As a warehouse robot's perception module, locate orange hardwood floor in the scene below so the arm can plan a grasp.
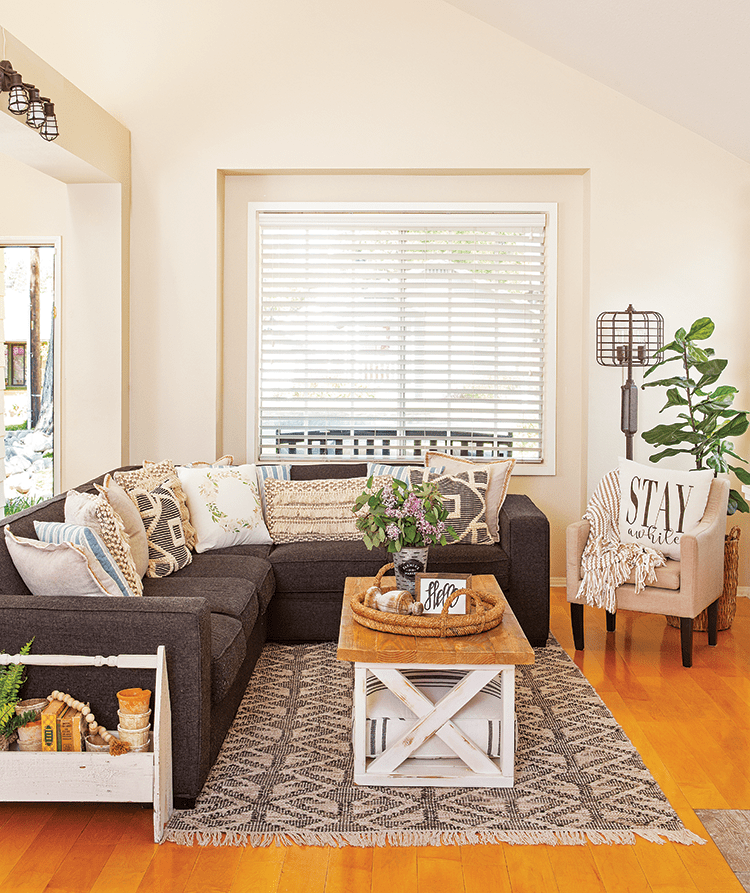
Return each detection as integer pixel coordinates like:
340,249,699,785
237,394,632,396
1,588,748,892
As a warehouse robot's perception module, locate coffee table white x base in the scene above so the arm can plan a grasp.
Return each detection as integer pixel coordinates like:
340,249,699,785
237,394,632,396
352,661,516,787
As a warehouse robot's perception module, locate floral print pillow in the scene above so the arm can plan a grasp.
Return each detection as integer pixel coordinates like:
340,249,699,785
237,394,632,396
176,464,272,553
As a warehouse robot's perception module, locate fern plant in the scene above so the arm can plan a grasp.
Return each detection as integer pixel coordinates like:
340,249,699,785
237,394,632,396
0,638,36,738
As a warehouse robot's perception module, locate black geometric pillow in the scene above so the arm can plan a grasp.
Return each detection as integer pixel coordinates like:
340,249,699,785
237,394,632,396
130,480,193,577
408,468,493,545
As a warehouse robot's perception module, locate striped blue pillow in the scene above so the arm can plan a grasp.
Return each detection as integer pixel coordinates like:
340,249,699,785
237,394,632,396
34,521,136,597
256,464,292,516
367,463,446,482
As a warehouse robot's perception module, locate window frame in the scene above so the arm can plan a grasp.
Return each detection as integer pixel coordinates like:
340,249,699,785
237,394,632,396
247,202,557,475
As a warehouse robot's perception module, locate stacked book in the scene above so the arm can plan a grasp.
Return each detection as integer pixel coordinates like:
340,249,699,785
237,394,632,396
40,699,88,752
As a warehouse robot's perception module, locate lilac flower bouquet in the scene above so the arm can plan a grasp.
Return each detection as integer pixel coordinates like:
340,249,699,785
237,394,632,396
352,475,457,552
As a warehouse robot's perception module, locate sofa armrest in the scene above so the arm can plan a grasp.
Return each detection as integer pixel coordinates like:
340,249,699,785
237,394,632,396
566,520,590,602
678,476,730,616
0,594,212,802
498,494,550,647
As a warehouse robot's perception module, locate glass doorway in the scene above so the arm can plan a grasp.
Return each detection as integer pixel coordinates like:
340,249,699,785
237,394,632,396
0,245,56,513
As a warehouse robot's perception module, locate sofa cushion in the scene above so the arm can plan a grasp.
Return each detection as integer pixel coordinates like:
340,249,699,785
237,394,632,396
269,539,390,594
209,613,246,702
427,541,511,591
290,463,367,480
143,552,274,617
578,558,681,591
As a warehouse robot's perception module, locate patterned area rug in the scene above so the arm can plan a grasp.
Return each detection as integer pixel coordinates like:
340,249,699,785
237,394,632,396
164,636,704,847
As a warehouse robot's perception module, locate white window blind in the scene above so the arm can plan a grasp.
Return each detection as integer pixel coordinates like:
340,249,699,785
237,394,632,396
255,209,553,464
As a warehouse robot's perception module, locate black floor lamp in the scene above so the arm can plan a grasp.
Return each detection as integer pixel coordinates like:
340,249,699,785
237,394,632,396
596,305,664,460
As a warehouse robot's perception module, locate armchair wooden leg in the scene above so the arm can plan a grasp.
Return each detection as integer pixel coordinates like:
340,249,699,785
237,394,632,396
606,610,616,632
571,603,584,651
707,599,719,646
680,617,693,667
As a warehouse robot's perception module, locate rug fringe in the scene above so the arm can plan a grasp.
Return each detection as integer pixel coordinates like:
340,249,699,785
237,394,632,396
162,827,706,848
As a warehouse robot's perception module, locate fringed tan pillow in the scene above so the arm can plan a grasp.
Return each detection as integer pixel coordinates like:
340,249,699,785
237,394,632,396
115,459,197,550
264,476,388,544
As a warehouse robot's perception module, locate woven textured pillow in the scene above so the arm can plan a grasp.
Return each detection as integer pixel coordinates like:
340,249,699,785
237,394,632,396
129,479,193,577
95,475,149,578
425,452,515,542
34,522,137,597
64,489,143,596
409,468,493,545
264,476,388,544
114,460,197,550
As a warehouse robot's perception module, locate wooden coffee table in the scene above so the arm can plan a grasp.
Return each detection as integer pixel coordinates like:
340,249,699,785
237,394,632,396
337,574,534,787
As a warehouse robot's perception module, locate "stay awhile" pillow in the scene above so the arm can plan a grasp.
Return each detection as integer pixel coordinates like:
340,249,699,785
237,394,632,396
618,457,713,560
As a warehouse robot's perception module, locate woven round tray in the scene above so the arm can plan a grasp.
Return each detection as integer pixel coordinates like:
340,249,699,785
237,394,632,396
350,564,505,637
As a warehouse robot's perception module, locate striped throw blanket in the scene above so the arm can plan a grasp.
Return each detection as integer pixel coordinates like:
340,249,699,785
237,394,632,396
576,469,666,613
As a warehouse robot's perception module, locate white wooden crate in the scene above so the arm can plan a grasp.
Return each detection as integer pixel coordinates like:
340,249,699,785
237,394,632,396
0,646,173,842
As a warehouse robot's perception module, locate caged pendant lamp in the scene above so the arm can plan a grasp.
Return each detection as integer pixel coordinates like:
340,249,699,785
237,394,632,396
596,305,664,460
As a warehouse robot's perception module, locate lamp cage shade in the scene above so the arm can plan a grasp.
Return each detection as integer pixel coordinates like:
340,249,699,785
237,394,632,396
26,88,45,128
40,102,59,141
7,73,28,114
596,306,664,367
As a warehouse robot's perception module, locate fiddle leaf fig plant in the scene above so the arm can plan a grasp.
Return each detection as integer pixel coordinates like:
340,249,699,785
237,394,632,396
641,317,750,515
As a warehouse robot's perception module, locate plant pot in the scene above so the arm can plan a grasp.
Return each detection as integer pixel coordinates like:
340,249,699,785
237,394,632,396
393,546,428,594
116,688,151,714
666,527,740,631
15,698,47,719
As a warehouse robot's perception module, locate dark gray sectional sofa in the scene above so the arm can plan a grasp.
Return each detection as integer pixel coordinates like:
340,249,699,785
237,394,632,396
0,462,549,807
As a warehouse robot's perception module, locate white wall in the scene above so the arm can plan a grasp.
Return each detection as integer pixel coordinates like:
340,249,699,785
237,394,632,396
4,0,750,578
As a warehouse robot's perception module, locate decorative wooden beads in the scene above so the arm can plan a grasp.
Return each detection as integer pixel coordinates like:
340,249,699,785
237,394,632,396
49,690,108,742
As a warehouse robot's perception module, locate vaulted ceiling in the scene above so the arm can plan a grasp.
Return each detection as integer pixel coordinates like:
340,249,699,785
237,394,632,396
445,0,750,163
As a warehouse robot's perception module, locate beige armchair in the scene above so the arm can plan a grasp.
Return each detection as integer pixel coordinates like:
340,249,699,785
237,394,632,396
566,476,729,667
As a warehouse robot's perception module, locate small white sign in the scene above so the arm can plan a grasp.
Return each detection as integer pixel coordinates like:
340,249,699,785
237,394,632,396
415,573,472,615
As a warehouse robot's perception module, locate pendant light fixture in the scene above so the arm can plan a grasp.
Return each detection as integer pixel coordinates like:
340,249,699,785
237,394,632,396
0,46,61,141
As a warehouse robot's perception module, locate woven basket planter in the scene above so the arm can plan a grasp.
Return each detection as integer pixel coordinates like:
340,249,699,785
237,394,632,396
350,563,505,637
666,527,740,632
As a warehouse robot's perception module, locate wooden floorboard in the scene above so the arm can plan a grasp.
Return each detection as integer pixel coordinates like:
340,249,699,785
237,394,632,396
1,588,747,892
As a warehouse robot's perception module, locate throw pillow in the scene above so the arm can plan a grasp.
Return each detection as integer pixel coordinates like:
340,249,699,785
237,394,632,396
5,527,111,597
95,475,150,578
255,463,291,517
264,476,388,543
114,460,197,550
618,458,714,560
129,479,193,577
34,522,137,597
179,455,234,468
64,489,144,596
409,468,494,545
425,452,515,542
176,464,272,553
366,463,446,483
